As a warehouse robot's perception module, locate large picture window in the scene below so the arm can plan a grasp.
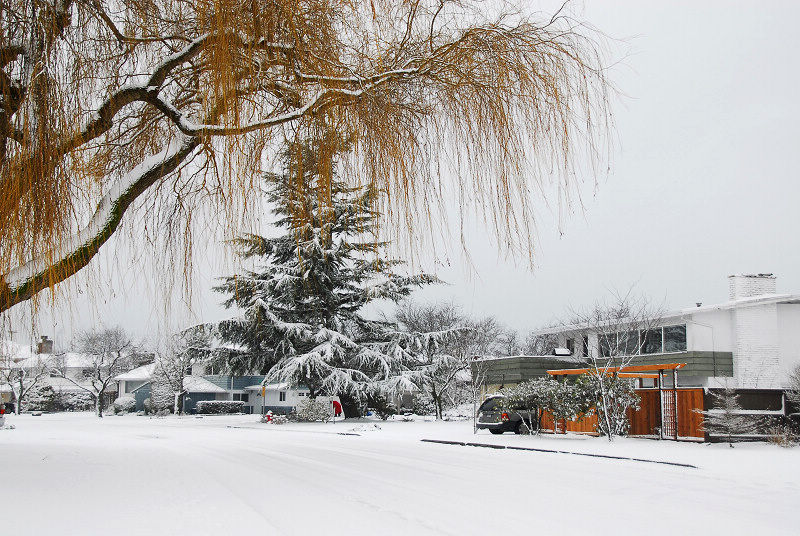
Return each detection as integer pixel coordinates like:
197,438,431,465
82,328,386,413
596,324,686,356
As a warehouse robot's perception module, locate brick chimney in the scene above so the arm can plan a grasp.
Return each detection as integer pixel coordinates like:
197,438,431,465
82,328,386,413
728,273,776,301
37,335,54,354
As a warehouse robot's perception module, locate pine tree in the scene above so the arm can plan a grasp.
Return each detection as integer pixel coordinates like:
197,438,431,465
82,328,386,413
214,138,436,398
700,387,761,446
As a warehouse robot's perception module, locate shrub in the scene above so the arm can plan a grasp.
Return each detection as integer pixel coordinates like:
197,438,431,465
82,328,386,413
412,394,436,416
195,400,245,414
295,398,332,422
143,397,156,415
367,392,397,420
113,396,137,414
261,414,288,425
25,385,59,412
767,424,797,448
60,391,95,412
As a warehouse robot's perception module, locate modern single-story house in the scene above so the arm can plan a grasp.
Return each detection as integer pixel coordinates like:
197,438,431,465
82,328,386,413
475,274,800,438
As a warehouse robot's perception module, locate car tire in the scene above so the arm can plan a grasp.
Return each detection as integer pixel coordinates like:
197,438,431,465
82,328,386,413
516,422,530,435
489,428,505,435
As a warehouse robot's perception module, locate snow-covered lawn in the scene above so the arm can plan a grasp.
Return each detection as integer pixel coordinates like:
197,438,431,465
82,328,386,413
1,413,797,535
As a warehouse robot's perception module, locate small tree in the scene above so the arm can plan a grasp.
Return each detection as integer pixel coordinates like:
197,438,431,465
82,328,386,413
699,387,761,447
584,374,639,437
392,302,467,420
152,330,212,414
51,327,136,417
0,352,48,415
565,290,662,440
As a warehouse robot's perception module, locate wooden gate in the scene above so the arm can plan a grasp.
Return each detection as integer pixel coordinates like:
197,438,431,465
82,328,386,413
628,388,704,439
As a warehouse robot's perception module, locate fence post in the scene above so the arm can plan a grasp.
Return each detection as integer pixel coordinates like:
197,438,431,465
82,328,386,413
672,368,679,440
658,369,665,440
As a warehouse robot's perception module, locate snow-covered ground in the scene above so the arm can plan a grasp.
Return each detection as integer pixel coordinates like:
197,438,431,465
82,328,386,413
1,413,797,535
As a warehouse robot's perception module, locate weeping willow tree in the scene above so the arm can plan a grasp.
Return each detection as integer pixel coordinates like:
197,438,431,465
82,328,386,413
0,0,612,316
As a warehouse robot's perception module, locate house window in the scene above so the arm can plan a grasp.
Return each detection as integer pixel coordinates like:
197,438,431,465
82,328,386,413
233,393,249,402
565,338,575,355
279,391,286,402
641,328,663,354
581,336,589,357
598,333,613,357
663,325,687,352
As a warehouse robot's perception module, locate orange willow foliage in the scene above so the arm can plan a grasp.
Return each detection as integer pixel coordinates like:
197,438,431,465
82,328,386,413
0,0,611,315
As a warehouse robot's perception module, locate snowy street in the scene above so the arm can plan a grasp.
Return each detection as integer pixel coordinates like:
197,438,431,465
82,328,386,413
1,413,797,535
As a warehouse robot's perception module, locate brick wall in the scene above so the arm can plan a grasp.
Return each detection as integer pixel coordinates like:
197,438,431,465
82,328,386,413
728,273,776,300
732,303,780,388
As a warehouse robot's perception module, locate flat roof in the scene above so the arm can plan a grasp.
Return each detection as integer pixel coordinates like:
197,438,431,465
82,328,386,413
547,363,686,376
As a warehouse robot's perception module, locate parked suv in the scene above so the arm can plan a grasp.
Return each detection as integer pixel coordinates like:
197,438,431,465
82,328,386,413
476,395,533,434
0,405,6,428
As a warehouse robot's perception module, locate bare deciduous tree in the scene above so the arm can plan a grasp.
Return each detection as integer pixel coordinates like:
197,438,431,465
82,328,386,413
523,330,560,355
152,329,213,414
564,290,663,440
0,350,48,414
0,0,611,315
394,301,505,419
51,327,136,417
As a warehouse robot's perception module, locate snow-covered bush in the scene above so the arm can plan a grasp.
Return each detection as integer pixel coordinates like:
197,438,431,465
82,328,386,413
25,385,59,412
261,414,289,425
26,386,95,412
295,398,332,422
195,400,245,414
366,392,397,420
412,393,436,416
767,424,797,448
60,391,95,412
113,396,136,414
143,397,156,415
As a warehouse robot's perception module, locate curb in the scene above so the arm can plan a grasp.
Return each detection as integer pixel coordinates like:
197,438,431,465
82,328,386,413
420,439,697,468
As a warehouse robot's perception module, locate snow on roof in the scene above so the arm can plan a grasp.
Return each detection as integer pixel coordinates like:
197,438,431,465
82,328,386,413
46,376,104,393
183,376,227,394
115,363,155,381
476,354,587,363
0,340,36,362
248,382,309,391
531,293,800,336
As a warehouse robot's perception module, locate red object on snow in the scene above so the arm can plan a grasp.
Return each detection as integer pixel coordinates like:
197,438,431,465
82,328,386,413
331,400,342,417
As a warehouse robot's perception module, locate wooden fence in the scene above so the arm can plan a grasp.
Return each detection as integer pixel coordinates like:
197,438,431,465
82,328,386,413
539,388,705,439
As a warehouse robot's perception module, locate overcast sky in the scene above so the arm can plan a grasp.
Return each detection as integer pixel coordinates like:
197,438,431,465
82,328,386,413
10,1,800,348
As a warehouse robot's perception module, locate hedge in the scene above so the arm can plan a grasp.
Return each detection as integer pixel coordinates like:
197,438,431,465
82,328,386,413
195,400,245,414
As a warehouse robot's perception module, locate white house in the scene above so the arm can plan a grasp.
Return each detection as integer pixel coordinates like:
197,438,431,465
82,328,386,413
481,274,799,401
244,382,311,415
529,273,800,390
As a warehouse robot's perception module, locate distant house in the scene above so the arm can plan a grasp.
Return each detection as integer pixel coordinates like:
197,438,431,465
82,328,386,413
115,366,309,414
4,340,127,409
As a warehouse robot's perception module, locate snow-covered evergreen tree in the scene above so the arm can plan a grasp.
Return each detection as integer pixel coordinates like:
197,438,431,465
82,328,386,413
700,387,761,446
214,138,435,399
